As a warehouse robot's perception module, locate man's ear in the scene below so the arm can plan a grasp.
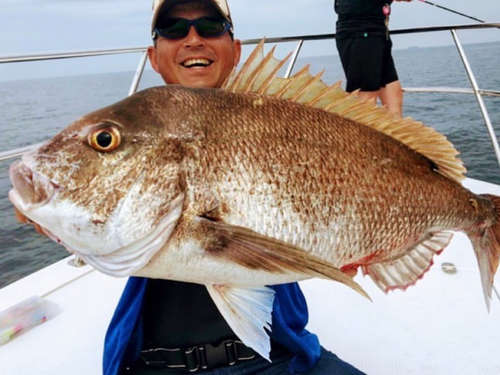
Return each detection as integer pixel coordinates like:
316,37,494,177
232,39,242,67
147,46,161,73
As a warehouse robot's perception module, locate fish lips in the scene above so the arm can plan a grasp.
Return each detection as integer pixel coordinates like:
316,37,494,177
9,160,60,239
9,160,75,247
9,160,59,212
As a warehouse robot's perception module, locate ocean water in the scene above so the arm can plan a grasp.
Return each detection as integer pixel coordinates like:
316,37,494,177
0,41,499,288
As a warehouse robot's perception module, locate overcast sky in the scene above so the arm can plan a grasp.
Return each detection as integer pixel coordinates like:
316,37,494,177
0,0,499,80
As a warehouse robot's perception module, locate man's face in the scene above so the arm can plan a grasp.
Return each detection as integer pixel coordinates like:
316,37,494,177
148,2,241,88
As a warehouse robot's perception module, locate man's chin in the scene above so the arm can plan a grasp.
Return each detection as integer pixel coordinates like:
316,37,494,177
181,76,221,89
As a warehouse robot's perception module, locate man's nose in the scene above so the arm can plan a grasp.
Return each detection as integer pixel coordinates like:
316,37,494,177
183,25,205,47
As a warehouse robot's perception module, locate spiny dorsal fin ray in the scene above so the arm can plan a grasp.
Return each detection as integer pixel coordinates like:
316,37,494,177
223,39,466,184
224,40,292,94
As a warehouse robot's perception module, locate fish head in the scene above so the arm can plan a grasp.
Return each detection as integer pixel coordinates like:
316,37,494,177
8,87,190,276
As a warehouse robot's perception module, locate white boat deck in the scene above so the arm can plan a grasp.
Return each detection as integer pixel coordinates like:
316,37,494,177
1,178,500,374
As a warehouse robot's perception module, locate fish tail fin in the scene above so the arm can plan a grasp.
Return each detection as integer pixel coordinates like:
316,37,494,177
469,194,500,311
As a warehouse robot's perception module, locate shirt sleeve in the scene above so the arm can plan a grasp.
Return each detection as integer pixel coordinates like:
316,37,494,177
103,277,148,375
269,283,321,373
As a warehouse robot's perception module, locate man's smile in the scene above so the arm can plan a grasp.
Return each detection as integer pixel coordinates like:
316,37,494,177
181,58,213,68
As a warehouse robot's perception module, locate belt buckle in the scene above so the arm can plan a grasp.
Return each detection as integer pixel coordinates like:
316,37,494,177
199,339,235,369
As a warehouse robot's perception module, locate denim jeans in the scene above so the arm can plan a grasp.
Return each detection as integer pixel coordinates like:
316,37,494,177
125,347,367,375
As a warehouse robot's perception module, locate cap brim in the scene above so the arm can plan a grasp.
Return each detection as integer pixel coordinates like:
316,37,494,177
151,0,232,31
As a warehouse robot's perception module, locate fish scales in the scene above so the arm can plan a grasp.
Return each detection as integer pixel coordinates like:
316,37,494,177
140,87,486,272
8,42,500,360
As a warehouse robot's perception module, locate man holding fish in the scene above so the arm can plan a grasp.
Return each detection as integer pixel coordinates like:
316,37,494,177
103,1,366,374
10,0,499,372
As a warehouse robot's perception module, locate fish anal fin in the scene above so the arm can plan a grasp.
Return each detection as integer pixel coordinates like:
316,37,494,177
198,218,369,300
363,232,454,293
206,284,274,361
223,38,466,184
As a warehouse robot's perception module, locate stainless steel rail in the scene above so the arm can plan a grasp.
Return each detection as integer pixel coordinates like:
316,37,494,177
0,47,146,64
0,144,43,162
404,87,500,98
1,22,499,164
284,40,304,79
450,29,500,168
128,51,149,96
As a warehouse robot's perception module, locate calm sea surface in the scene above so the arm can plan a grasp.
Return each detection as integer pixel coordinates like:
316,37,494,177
0,41,499,288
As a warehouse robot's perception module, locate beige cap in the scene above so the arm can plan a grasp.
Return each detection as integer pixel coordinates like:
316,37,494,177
151,0,233,31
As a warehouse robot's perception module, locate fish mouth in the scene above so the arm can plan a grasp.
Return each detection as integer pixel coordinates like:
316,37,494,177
9,160,59,211
9,161,60,239
9,160,70,246
181,58,213,68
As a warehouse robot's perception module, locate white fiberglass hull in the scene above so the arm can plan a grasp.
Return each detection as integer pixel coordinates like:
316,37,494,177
1,178,499,375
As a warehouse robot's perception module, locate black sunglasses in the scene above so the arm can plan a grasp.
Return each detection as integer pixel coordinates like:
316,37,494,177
153,17,232,40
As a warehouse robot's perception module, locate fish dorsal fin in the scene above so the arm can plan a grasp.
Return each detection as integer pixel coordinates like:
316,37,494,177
223,39,466,184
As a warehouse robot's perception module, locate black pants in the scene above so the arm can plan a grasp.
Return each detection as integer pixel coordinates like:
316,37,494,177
336,35,399,92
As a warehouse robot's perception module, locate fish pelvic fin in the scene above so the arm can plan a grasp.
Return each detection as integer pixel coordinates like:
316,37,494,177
363,232,453,293
198,218,369,300
206,284,274,361
468,194,500,311
223,39,466,185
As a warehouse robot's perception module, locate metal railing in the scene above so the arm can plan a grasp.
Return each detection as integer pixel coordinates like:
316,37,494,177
0,22,499,164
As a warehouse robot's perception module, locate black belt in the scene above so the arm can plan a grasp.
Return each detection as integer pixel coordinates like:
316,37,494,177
140,339,257,373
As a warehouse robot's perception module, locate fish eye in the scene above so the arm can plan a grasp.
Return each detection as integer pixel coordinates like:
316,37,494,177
88,126,121,152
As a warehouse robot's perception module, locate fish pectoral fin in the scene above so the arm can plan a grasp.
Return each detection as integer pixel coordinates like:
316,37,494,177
199,218,369,300
363,231,453,292
206,284,274,361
